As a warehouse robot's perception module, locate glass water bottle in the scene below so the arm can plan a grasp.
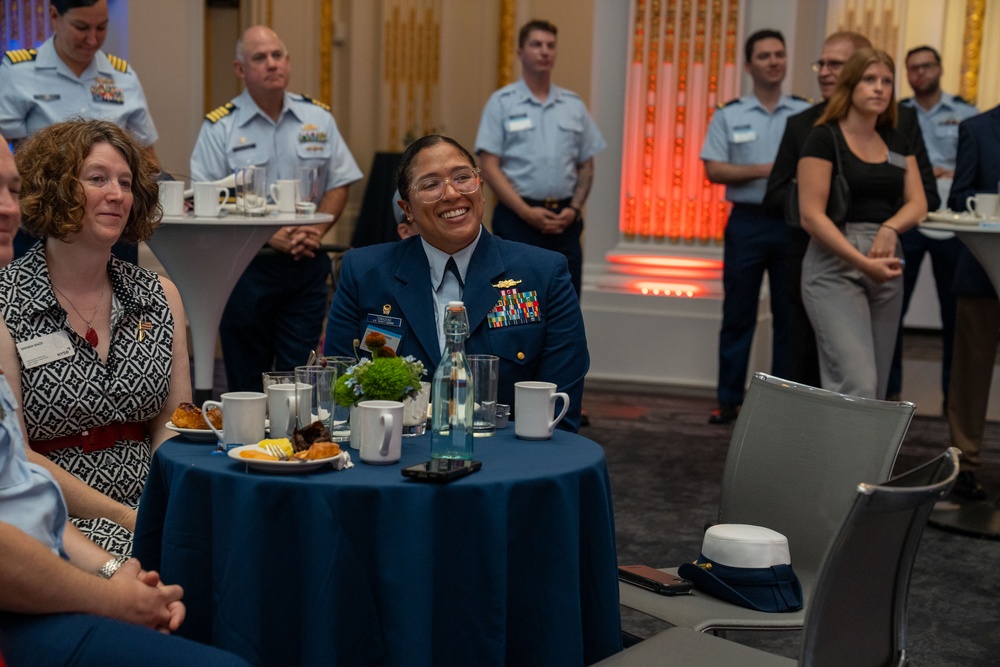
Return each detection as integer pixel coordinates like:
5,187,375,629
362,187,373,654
430,301,475,460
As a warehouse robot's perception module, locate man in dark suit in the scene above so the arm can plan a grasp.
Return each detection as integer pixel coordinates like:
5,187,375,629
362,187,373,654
764,31,939,388
324,136,589,432
943,104,1000,500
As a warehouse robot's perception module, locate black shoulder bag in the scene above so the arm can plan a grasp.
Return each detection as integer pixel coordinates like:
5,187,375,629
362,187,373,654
785,124,852,228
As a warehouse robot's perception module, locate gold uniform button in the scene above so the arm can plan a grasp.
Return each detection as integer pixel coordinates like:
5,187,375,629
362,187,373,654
517,352,525,360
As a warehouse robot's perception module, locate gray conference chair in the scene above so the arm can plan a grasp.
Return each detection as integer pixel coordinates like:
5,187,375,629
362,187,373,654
619,373,915,633
601,447,959,666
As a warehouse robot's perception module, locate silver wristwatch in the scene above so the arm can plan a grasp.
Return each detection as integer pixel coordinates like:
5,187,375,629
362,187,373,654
97,555,129,579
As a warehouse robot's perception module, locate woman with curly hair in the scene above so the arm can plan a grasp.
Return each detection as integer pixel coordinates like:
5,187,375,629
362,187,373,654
0,119,190,555
797,48,927,399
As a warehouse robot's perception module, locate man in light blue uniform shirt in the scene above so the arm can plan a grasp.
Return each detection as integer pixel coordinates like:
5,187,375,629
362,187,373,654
191,25,362,393
475,19,605,298
700,29,810,424
0,0,157,265
889,45,979,405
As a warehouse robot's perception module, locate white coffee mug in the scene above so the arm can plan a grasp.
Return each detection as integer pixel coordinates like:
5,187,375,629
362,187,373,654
193,182,227,217
158,180,184,216
514,381,569,440
269,179,297,214
267,382,312,438
966,193,999,219
357,400,403,465
202,392,266,449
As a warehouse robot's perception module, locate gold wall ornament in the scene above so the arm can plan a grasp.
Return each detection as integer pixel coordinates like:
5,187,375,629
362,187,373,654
498,0,516,88
321,0,333,105
960,0,985,104
832,0,899,52
382,0,441,150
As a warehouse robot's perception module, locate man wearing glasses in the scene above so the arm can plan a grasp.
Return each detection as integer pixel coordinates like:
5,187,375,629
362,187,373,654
323,135,589,432
886,46,978,405
474,19,606,299
190,26,361,392
764,32,938,391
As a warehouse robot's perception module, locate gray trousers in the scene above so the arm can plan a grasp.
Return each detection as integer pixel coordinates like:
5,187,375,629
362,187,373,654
802,223,903,399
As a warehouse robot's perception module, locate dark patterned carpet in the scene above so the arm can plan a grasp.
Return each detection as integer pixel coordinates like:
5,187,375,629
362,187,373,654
583,381,1000,666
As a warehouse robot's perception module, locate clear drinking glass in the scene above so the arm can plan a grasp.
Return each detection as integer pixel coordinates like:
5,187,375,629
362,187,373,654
319,356,355,442
294,365,338,435
468,354,498,437
296,166,319,216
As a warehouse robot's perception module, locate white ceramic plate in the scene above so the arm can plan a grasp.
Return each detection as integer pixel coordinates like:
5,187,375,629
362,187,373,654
165,421,218,442
227,444,347,474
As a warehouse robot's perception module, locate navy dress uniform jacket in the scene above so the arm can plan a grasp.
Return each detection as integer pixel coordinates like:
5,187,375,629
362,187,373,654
323,229,589,432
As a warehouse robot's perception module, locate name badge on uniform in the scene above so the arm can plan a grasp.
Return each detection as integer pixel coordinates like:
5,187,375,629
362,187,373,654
16,331,75,369
366,313,403,329
886,151,908,169
731,127,757,144
360,324,402,355
33,94,60,101
506,114,533,133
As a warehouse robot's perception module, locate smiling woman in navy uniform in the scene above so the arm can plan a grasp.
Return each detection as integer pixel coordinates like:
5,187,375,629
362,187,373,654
0,0,158,265
323,135,589,432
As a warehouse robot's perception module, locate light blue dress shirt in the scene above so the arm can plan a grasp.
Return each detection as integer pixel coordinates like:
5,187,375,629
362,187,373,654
474,79,606,200
900,94,979,172
0,375,67,558
190,88,362,194
421,228,481,354
0,37,158,145
701,93,811,204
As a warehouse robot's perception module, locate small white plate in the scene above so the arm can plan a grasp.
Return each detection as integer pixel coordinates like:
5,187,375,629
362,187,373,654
926,211,986,224
227,444,348,474
165,421,218,442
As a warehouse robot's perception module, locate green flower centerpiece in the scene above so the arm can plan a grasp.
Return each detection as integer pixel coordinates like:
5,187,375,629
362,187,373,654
334,333,426,407
335,334,427,447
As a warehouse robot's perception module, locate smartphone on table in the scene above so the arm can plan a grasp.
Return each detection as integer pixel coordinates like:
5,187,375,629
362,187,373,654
618,565,694,595
401,459,482,483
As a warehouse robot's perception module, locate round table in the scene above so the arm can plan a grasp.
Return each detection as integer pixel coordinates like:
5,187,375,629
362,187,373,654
134,429,622,666
147,212,333,403
923,215,1000,540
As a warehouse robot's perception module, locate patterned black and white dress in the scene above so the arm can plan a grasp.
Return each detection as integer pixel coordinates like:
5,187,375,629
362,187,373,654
0,243,174,556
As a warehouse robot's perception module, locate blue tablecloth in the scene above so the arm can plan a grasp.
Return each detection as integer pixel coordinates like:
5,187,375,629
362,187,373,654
134,429,622,666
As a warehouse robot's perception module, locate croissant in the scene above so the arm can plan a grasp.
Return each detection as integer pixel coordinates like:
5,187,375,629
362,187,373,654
171,402,222,430
294,441,341,460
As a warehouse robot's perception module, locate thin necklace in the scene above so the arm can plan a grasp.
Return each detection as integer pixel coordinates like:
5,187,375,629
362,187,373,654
53,280,107,348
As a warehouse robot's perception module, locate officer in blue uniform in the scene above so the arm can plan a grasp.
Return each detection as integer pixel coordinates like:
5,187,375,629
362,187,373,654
190,26,362,393
324,135,589,433
701,29,810,424
889,45,979,404
0,0,157,265
475,19,605,299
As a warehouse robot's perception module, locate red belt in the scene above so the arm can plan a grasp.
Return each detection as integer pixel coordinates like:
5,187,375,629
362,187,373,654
31,422,148,455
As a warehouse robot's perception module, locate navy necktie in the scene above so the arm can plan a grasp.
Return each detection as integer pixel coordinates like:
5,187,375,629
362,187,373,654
445,256,464,290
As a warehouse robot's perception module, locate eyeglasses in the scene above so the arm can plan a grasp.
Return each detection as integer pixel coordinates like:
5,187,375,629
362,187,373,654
811,59,845,73
410,168,481,204
906,62,938,74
